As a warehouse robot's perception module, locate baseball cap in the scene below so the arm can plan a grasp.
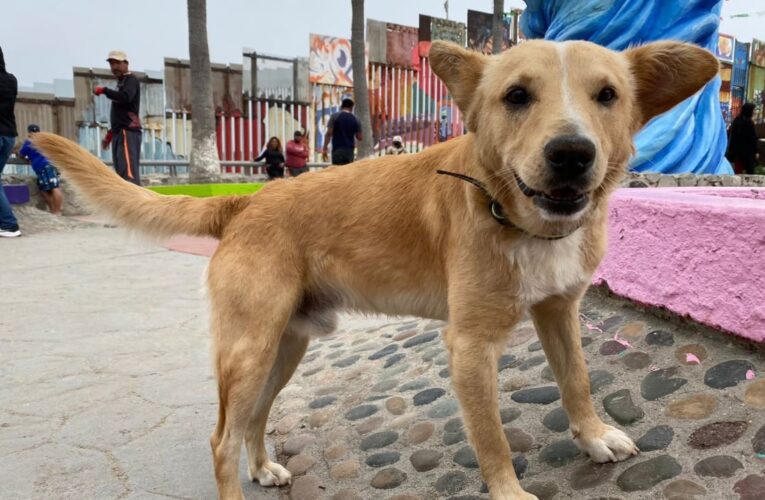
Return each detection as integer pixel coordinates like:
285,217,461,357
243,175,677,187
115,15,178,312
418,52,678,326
106,50,129,62
28,124,40,133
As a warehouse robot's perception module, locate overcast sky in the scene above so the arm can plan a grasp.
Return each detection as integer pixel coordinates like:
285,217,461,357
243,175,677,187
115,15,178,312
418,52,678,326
2,0,763,87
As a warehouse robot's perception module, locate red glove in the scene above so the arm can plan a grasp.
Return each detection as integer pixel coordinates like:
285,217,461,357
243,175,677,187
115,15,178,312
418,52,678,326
93,86,106,96
102,130,113,149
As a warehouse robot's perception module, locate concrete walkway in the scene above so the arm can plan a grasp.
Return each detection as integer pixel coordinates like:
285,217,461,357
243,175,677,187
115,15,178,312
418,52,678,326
2,214,765,500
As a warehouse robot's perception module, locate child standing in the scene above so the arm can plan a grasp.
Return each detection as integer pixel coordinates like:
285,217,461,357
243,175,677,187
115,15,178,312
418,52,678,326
19,124,63,215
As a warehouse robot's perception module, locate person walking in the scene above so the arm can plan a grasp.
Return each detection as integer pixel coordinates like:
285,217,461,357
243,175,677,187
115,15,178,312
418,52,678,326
255,137,286,180
285,130,310,177
727,102,759,175
94,50,142,185
0,46,20,237
322,98,362,165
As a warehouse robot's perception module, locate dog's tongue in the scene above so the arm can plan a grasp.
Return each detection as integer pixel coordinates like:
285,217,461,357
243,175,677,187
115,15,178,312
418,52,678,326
548,187,580,200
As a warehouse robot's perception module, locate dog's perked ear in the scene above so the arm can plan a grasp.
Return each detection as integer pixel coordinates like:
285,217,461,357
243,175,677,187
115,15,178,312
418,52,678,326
626,41,719,128
429,41,489,131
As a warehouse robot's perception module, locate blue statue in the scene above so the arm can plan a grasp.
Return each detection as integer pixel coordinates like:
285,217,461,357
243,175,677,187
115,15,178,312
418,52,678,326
522,0,732,174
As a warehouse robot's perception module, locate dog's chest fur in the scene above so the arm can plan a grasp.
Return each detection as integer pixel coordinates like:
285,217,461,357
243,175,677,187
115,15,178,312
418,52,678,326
506,230,589,305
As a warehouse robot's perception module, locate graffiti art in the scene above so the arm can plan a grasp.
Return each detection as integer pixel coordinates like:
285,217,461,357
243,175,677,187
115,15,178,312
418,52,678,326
309,34,354,87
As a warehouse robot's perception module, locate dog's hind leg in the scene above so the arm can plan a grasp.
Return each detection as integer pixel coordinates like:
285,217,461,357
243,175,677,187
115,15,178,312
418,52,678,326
530,294,639,463
207,250,301,500
244,328,309,486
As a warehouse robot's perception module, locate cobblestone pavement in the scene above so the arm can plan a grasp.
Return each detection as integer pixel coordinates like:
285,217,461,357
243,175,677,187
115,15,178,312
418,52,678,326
2,212,765,500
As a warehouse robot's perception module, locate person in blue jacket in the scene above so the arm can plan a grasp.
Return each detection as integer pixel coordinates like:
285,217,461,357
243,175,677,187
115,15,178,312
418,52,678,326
20,124,63,215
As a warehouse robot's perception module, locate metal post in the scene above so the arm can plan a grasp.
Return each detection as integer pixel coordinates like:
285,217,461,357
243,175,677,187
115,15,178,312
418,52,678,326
182,111,188,157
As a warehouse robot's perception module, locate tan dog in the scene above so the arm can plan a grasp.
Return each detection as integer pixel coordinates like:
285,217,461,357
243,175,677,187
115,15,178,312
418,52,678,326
33,39,717,500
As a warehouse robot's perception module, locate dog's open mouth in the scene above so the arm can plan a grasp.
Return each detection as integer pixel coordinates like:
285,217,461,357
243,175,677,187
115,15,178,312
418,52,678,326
514,174,589,216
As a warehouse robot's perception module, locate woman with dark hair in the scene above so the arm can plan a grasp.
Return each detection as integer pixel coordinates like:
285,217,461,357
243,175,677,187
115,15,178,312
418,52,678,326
727,103,759,175
256,136,286,180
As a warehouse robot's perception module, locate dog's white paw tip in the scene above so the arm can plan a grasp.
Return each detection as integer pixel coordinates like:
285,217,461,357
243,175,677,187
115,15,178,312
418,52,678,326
252,461,292,487
576,426,638,463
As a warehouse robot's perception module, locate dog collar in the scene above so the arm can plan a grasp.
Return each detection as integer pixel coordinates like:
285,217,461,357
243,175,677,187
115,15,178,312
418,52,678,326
436,169,579,241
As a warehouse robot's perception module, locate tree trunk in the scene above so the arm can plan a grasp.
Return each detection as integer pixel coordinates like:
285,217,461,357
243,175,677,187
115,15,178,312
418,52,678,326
351,0,374,159
187,0,219,183
492,0,505,54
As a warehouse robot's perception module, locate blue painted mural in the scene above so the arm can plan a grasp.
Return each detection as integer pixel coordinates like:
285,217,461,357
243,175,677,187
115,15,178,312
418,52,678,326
521,0,732,174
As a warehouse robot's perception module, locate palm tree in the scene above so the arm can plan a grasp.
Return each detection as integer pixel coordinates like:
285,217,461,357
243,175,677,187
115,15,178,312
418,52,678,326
492,0,505,55
187,0,220,182
351,0,374,158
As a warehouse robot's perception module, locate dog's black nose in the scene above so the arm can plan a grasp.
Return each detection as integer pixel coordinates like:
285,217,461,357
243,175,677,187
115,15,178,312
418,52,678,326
544,135,596,177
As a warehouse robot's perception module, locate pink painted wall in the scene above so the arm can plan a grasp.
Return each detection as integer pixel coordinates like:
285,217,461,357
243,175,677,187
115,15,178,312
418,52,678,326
593,187,765,343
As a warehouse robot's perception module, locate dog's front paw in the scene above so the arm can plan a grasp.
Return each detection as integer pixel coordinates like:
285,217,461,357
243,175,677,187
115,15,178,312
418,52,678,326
250,460,292,486
574,425,639,463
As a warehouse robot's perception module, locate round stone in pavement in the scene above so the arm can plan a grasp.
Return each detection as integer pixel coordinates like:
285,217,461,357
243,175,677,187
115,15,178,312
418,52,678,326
603,389,644,425
589,370,615,394
640,367,687,401
356,415,384,434
331,490,362,500
366,451,401,468
645,329,674,346
511,386,560,404
439,367,450,378
498,354,520,371
408,421,434,444
287,454,317,476
621,351,651,370
290,475,323,499
428,399,459,418
393,330,417,342
568,462,616,490
540,365,555,382
435,471,469,495
599,340,628,355
403,331,439,348
444,418,463,433
360,431,399,451
513,455,528,479
525,481,559,500
674,344,708,365
734,474,765,500
504,427,534,453
704,360,756,389
519,355,546,371
665,393,717,420
600,315,624,332
332,354,361,368
693,455,743,478
330,459,360,480
616,455,681,492
370,467,407,489
617,321,646,338
501,407,522,424
688,421,748,449
542,406,569,432
539,439,581,467
283,434,316,456
369,344,398,360
528,340,543,352
453,446,478,468
635,425,673,451
384,353,406,368
443,429,466,445
309,395,337,409
400,378,429,392
663,479,707,499
344,404,379,421
745,380,765,409
386,396,407,415
751,424,765,454
372,378,399,392
413,387,446,406
410,449,443,472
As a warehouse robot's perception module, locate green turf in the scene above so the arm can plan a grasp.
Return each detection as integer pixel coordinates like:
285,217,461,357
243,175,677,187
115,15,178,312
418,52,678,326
148,183,264,197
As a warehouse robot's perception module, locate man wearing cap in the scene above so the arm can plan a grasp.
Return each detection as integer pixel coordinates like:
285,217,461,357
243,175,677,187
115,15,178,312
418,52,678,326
285,130,310,177
93,50,142,185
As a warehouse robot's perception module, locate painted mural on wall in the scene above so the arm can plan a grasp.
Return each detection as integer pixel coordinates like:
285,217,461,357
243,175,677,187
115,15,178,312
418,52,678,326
521,0,732,175
309,34,354,87
716,33,735,63
312,84,353,156
753,39,765,68
387,23,418,69
420,15,466,46
467,10,512,54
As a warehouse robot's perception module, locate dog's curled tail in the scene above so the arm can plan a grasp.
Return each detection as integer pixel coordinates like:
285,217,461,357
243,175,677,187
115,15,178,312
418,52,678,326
32,132,248,239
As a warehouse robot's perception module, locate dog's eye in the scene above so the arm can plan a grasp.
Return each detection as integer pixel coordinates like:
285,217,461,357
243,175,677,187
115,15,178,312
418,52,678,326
597,86,617,104
505,87,531,106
